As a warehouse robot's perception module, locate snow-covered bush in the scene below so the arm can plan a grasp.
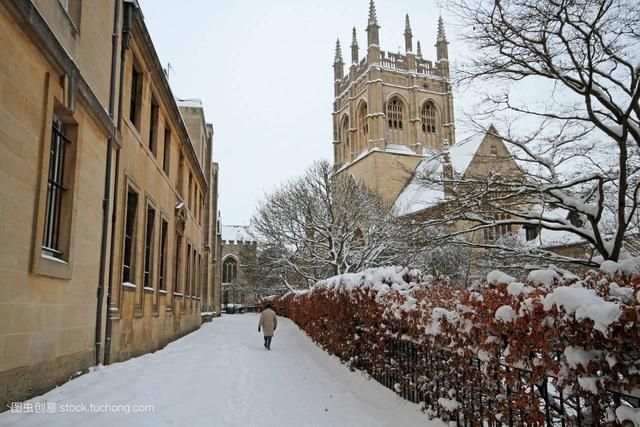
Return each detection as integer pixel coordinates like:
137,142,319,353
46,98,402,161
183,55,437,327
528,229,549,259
271,266,640,424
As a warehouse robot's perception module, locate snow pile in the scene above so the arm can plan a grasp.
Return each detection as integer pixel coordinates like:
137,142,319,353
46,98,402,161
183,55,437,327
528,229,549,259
563,346,600,368
437,397,461,412
271,266,640,425
544,286,621,333
313,266,421,297
506,281,534,296
487,270,515,284
527,269,560,286
495,305,516,322
600,257,640,275
616,406,640,426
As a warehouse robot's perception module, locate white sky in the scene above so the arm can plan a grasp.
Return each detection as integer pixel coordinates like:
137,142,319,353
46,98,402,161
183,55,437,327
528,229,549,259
137,0,475,225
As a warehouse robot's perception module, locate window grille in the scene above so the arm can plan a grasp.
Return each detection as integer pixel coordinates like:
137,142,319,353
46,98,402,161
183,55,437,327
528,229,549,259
42,119,70,258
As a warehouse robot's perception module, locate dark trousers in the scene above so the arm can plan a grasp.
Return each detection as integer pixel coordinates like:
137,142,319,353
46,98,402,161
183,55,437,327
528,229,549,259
263,335,272,349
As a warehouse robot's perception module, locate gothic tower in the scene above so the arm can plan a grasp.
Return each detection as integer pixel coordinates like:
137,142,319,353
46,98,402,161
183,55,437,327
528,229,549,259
331,1,456,207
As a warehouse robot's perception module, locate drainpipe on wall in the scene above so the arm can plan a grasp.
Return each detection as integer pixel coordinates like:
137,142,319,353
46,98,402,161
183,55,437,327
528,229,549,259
103,0,137,366
202,127,213,313
95,0,123,367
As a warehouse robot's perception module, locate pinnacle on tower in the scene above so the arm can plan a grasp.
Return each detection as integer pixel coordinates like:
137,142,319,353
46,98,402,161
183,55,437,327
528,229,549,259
333,38,344,81
417,40,423,58
368,0,378,26
404,14,413,52
437,15,447,42
350,27,359,63
334,38,344,64
366,0,380,46
435,15,449,61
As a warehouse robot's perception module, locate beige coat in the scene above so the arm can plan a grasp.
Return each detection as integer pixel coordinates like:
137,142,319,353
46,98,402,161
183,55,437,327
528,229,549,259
258,308,278,336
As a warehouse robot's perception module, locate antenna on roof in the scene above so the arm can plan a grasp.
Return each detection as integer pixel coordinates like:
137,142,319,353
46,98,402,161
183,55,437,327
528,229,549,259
166,62,173,82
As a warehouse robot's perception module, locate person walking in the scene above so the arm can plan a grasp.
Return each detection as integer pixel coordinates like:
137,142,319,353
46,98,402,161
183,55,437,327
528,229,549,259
258,304,278,350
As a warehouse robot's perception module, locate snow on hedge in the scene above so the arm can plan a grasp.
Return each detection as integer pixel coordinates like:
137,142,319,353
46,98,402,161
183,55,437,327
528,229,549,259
271,265,640,424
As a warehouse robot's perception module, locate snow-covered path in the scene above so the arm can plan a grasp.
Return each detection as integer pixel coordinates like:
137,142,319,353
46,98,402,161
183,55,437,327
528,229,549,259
1,314,443,427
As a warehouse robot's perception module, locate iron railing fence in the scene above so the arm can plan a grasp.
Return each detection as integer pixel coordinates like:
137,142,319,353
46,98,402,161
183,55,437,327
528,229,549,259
351,332,638,426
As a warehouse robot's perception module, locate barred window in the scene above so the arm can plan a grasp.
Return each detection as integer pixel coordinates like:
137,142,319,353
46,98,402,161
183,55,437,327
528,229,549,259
158,218,168,291
162,127,171,175
149,96,159,155
177,152,184,196
185,242,192,295
42,118,70,258
143,204,156,289
190,246,196,296
387,98,403,129
129,60,142,129
194,253,199,297
173,233,182,293
122,188,139,284
421,102,436,133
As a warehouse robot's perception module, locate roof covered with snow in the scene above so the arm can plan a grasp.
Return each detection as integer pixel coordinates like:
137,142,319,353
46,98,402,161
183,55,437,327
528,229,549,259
393,148,445,216
221,225,255,244
177,98,203,108
334,144,422,175
447,133,485,176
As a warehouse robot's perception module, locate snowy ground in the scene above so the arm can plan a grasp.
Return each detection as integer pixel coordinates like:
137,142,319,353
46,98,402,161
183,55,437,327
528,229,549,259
0,314,444,427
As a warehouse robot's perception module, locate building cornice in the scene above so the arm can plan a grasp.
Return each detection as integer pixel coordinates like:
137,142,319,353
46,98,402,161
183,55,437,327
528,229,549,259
3,0,116,136
132,14,208,190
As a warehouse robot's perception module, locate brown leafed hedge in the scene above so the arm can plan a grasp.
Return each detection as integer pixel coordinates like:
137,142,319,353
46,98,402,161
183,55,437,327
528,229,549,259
267,266,640,425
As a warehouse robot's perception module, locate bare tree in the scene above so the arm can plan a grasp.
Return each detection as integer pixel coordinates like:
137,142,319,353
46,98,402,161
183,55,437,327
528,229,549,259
251,160,398,289
416,0,640,264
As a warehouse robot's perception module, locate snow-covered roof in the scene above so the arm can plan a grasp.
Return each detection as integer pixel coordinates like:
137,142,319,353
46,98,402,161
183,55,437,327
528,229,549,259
177,98,203,108
393,148,445,216
221,225,255,244
385,144,417,156
334,144,422,175
447,133,485,176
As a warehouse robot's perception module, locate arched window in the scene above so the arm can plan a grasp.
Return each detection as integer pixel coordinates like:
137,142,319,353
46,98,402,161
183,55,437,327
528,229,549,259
490,144,498,156
357,103,368,153
421,102,436,133
222,257,238,283
387,98,404,129
341,115,350,162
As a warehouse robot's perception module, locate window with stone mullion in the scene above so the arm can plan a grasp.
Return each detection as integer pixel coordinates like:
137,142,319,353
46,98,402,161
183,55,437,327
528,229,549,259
387,99,403,129
421,103,436,133
143,205,155,289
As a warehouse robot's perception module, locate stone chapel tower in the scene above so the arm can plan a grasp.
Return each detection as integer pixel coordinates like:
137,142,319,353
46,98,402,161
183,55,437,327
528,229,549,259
332,1,455,206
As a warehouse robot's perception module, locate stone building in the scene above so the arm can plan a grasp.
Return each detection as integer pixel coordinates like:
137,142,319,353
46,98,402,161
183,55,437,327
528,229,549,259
220,225,257,307
0,0,219,408
332,2,594,275
332,0,454,207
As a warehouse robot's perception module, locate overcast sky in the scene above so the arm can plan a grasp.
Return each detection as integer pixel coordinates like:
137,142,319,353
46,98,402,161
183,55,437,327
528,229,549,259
137,0,474,225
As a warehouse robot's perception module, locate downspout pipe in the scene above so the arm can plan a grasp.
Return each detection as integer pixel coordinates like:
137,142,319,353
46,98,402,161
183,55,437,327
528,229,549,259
95,0,122,367
104,0,136,366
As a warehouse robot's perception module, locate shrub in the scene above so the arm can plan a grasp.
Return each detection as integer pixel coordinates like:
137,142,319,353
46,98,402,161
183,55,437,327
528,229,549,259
269,265,640,425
